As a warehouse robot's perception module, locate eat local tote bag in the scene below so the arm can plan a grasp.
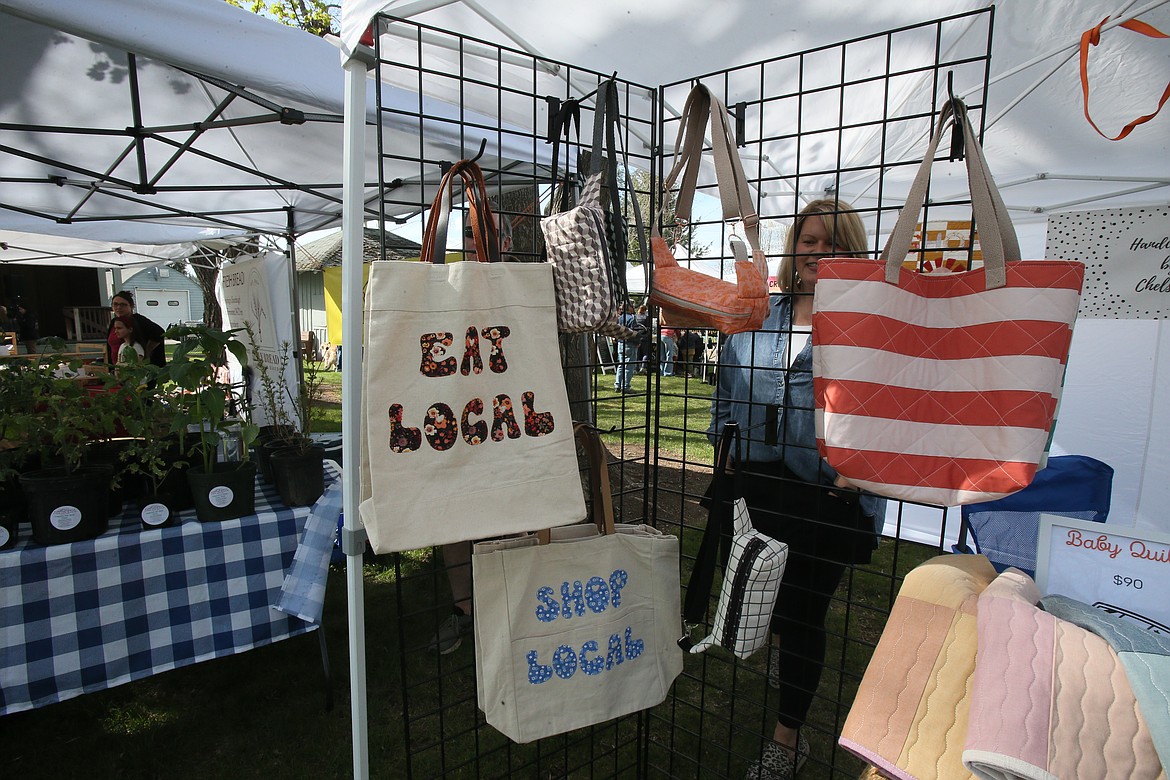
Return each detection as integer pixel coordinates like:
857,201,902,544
472,425,683,743
812,99,1084,507
359,159,585,553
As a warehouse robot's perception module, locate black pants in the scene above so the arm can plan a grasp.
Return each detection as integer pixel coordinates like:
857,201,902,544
738,461,871,729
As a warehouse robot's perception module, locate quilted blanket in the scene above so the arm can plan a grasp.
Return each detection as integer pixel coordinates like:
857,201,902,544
1042,594,1170,774
964,570,1165,780
840,554,997,780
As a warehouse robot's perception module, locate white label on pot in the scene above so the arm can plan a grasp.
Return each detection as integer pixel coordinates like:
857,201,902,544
208,486,234,508
50,505,83,531
141,503,171,526
0,525,9,546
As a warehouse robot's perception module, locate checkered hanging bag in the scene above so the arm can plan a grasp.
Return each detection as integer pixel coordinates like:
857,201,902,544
812,99,1085,506
541,78,639,339
679,423,788,660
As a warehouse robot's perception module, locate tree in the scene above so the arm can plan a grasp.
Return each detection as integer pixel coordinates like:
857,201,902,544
622,168,710,262
180,236,263,329
224,0,338,36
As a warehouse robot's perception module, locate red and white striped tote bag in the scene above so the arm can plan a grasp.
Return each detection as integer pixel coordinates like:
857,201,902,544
812,100,1084,506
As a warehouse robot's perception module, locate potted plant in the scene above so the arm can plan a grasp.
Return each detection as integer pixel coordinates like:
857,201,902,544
166,324,259,523
245,330,327,507
112,357,189,528
7,342,125,545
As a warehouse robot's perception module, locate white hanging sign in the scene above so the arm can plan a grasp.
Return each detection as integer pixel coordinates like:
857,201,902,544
1047,206,1170,319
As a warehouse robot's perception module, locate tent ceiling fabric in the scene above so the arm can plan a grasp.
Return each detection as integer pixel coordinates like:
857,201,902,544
344,0,1170,228
1,0,1166,262
0,0,552,259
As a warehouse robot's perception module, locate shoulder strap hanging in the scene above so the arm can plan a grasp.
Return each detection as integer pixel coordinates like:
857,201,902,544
661,85,763,258
548,98,581,213
680,422,742,640
879,98,1018,289
1080,15,1170,141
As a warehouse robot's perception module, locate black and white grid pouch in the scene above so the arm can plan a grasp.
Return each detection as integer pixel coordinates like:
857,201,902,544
679,423,789,660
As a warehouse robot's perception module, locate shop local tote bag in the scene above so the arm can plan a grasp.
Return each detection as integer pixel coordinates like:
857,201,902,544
812,99,1084,507
472,425,683,743
359,159,585,553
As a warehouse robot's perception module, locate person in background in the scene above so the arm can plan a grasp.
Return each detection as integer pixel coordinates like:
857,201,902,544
659,326,678,377
708,199,885,780
0,305,9,332
676,329,702,378
430,206,513,655
112,315,145,366
634,304,653,374
613,302,640,393
106,290,165,367
14,301,38,355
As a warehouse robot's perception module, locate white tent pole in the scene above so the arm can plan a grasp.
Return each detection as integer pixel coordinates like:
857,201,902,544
341,48,372,780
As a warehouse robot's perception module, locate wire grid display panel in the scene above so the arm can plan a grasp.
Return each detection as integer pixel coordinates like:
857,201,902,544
366,14,660,779
647,9,991,779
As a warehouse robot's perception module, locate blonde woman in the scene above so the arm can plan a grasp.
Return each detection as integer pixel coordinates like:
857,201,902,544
709,199,885,780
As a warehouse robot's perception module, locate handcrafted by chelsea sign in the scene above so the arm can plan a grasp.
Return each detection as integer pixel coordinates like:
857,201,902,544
1048,206,1170,319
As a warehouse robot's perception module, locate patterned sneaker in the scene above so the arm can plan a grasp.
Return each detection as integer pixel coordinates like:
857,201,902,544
744,731,809,780
428,609,473,655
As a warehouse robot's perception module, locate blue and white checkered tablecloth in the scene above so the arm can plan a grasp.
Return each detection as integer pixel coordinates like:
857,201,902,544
0,460,342,716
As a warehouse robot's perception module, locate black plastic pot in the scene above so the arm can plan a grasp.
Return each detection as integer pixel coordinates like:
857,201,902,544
86,438,141,517
186,461,258,522
270,445,326,507
19,465,113,546
137,485,183,529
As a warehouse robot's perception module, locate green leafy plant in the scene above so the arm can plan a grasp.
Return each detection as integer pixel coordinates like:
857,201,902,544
164,323,258,473
0,343,127,477
244,325,323,456
110,358,187,495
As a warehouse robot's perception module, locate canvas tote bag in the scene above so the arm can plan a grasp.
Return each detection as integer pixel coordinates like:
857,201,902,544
472,424,683,743
649,83,770,335
359,159,586,553
812,99,1085,506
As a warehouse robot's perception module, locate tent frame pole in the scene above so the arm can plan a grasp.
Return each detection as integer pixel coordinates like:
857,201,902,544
342,47,374,780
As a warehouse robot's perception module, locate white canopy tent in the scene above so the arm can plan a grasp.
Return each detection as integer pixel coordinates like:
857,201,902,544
0,0,553,258
1,0,1167,776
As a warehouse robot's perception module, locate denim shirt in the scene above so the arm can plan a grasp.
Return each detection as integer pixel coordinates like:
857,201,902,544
708,294,885,521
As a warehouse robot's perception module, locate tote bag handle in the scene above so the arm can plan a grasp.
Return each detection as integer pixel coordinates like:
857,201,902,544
538,424,616,543
420,159,501,264
660,85,763,262
879,98,1019,289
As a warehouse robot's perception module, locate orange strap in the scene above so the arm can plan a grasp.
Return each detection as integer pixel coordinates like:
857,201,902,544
1080,15,1170,140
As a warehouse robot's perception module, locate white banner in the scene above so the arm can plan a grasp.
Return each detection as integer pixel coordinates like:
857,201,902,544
219,252,299,428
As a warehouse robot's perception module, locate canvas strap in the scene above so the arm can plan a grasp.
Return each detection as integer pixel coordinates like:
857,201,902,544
880,98,1019,289
538,423,616,543
1080,15,1170,141
661,85,762,256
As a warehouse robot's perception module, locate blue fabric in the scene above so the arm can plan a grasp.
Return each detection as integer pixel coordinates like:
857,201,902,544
276,473,343,625
709,294,885,521
959,455,1113,575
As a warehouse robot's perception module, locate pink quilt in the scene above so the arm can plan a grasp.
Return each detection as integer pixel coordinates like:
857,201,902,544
964,569,1165,780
